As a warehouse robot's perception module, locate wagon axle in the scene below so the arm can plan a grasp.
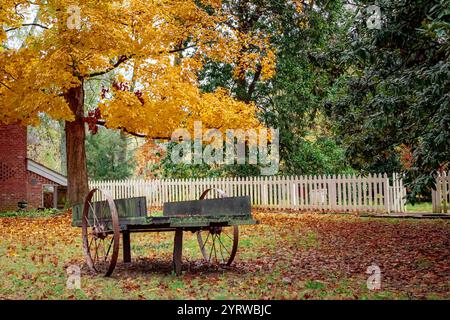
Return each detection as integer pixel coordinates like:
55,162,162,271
91,225,108,240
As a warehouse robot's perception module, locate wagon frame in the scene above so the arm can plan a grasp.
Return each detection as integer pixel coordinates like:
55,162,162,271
72,188,258,276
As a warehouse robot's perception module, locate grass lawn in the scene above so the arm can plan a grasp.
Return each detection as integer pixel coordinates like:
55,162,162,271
0,208,62,218
0,211,449,300
406,202,433,213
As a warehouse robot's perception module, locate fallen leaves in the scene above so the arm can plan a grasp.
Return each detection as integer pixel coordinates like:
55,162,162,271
249,213,450,298
0,211,449,299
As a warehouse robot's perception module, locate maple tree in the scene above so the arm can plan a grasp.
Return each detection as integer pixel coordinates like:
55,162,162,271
0,0,292,205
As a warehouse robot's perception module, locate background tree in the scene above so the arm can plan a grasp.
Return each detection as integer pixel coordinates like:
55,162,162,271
328,0,450,199
147,142,262,179
27,114,63,172
196,0,352,175
259,0,352,175
86,127,135,180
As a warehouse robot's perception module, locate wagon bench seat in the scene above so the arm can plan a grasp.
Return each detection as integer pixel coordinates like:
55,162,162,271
72,196,257,228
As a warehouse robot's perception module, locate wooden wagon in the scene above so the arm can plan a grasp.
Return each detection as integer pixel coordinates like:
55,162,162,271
72,188,259,276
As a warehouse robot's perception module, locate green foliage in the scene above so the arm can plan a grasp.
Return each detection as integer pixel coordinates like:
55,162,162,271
328,0,450,199
86,127,136,180
196,0,353,176
284,137,354,175
305,280,326,290
153,138,351,178
27,115,64,173
406,202,433,213
264,1,353,175
151,142,262,179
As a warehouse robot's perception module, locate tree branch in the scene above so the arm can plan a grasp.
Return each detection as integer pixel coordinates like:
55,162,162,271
247,65,262,102
0,81,12,90
166,43,198,54
5,23,49,33
86,41,210,78
87,55,135,78
96,119,170,140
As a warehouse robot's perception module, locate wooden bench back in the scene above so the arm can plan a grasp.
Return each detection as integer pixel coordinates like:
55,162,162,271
163,196,251,217
72,197,147,226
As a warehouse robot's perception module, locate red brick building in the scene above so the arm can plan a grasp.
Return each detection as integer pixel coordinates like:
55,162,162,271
0,123,67,212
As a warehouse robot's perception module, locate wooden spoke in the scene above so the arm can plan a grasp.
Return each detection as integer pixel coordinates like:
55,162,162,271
196,188,239,266
198,226,238,266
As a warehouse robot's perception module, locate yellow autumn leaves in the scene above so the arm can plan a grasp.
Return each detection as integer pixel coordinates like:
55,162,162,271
0,0,278,135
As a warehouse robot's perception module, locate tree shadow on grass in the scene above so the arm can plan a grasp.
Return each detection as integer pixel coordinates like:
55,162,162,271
80,258,249,279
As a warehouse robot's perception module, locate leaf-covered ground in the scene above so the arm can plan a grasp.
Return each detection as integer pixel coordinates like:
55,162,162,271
0,212,449,300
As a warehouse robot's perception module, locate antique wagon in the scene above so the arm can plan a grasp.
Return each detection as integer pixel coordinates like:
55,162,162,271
72,188,258,276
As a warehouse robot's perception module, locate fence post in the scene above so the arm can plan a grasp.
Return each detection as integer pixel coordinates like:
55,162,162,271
351,173,357,212
437,174,442,213
432,188,437,213
442,172,448,214
433,173,441,213
291,176,296,209
299,175,304,210
401,174,407,212
384,173,391,213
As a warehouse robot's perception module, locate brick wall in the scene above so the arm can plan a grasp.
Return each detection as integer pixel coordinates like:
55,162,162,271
0,123,28,211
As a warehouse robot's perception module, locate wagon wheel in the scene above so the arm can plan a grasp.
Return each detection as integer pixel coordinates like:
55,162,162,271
81,189,120,277
196,188,239,266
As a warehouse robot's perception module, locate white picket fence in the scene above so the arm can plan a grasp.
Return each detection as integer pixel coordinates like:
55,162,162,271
90,173,407,213
432,171,450,213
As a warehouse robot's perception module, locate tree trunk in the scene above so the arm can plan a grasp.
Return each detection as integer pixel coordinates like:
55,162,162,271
59,120,67,176
64,82,89,206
